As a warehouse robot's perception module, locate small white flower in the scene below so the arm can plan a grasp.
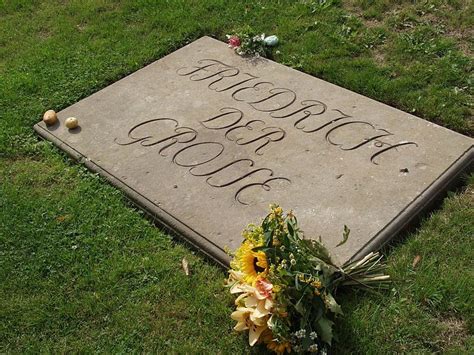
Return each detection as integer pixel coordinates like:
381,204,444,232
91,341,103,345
295,329,306,338
310,331,318,340
309,344,319,352
291,259,296,266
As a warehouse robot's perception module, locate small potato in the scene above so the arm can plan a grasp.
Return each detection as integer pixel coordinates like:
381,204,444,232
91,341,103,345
43,110,57,125
65,117,79,129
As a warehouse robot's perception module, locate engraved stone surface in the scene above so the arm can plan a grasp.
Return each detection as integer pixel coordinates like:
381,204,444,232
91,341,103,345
34,36,473,266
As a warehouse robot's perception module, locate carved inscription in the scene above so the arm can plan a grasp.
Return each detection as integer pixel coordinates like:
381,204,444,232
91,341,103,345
115,57,420,207
177,58,419,163
115,116,291,205
200,107,286,155
114,118,197,156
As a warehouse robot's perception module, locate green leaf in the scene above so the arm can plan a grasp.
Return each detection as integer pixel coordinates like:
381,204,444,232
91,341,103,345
301,335,312,349
294,290,309,315
336,225,350,247
316,317,334,345
287,220,295,237
294,299,305,315
252,246,273,253
264,230,272,247
325,292,343,315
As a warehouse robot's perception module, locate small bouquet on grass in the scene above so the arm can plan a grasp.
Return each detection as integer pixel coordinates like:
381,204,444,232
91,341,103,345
227,205,390,354
226,26,279,57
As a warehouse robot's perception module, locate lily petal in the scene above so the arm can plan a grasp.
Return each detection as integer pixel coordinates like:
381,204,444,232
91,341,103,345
234,293,248,306
248,324,266,346
253,301,270,318
244,295,258,308
265,298,273,311
231,308,253,321
254,289,267,300
250,313,266,326
234,321,248,332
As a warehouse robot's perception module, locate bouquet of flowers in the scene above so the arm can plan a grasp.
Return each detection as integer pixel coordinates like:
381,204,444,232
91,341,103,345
227,205,390,354
226,26,279,57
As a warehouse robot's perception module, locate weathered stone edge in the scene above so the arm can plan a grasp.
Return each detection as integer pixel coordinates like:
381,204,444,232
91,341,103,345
350,144,474,263
33,124,231,268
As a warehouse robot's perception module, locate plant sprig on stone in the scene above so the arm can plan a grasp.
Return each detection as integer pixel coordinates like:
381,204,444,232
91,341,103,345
226,26,279,58
227,205,389,354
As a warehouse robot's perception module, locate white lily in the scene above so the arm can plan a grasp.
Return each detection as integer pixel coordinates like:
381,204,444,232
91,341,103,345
229,271,253,295
245,294,273,320
231,307,268,346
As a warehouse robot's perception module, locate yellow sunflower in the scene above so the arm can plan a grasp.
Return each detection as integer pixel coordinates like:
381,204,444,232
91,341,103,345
234,241,268,285
267,340,291,354
260,330,291,354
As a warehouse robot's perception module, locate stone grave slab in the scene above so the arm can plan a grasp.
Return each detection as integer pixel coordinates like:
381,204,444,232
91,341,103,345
34,36,473,266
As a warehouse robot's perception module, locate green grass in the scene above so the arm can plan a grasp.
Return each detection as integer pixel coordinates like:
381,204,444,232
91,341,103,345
0,0,472,353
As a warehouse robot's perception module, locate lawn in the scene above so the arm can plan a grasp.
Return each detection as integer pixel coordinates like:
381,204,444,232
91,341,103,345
0,0,473,353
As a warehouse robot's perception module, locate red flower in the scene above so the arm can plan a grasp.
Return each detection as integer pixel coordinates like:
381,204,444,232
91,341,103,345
228,36,241,48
